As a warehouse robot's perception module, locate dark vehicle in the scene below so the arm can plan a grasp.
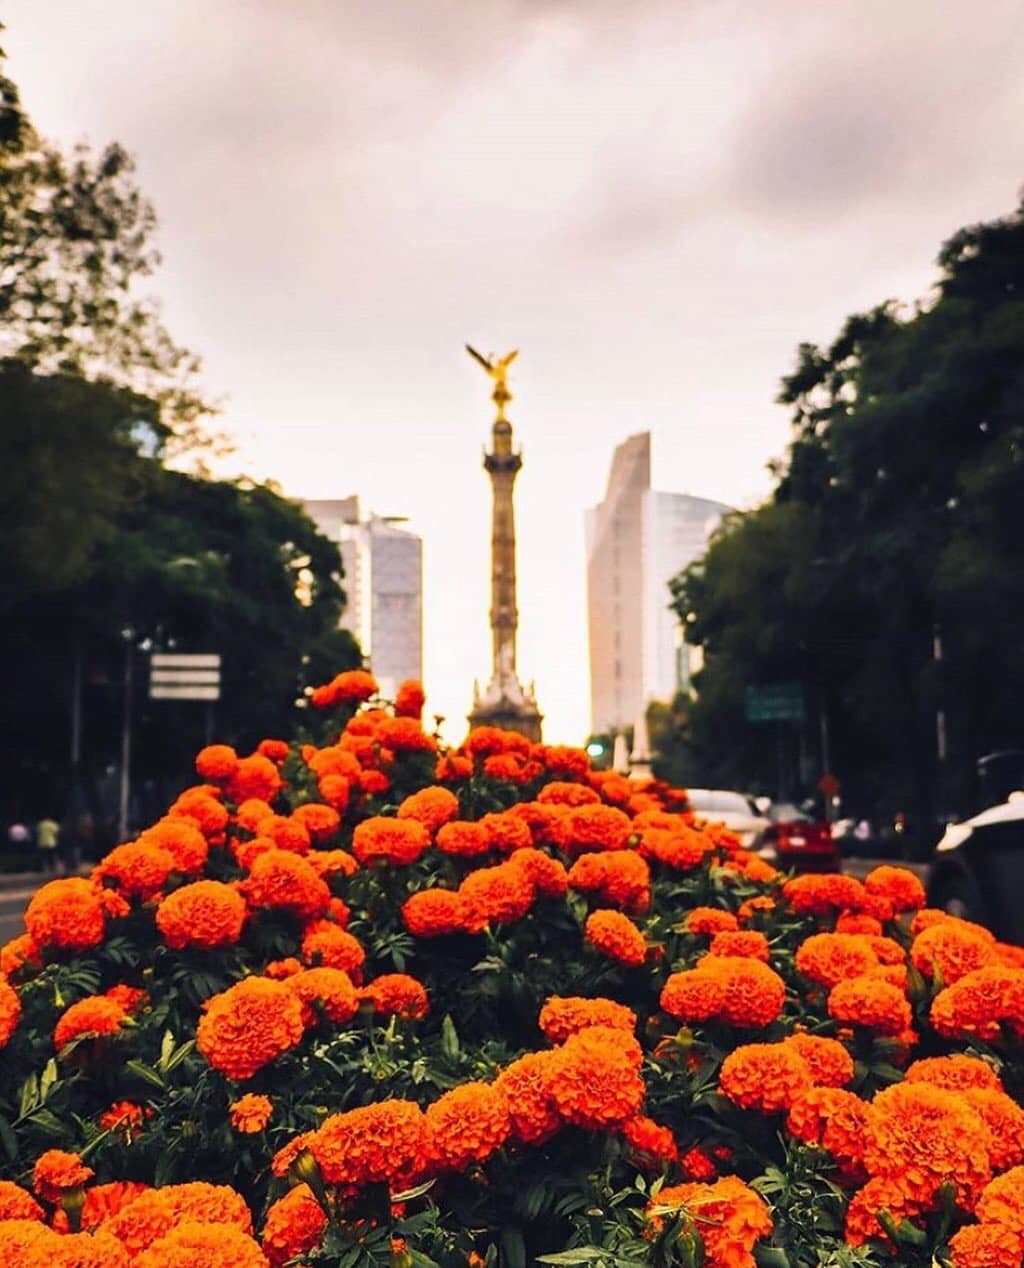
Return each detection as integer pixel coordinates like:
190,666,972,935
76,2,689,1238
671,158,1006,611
927,797,1024,944
763,803,840,873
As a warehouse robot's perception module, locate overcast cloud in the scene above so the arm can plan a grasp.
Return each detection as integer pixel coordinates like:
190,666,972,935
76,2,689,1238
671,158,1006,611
5,0,1024,740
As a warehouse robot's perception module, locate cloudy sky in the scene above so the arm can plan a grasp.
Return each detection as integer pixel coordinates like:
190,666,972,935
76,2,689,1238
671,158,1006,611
6,1,1024,742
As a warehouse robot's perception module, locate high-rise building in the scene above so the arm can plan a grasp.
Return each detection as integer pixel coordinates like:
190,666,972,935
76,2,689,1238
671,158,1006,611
302,497,423,698
585,433,728,734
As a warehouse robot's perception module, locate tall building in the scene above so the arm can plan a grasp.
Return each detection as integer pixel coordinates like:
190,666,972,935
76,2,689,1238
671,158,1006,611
302,497,423,698
465,346,543,742
585,433,728,734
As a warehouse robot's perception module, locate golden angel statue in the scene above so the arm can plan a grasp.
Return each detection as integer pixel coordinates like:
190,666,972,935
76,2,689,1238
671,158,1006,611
466,345,518,420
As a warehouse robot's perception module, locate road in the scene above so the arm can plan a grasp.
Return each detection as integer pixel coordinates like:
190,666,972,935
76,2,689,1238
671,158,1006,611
0,882,40,944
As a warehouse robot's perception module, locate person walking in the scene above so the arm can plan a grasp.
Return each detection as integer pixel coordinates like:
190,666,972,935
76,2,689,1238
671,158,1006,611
35,815,60,874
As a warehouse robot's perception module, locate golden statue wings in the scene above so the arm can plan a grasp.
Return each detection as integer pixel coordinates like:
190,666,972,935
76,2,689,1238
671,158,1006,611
466,345,518,421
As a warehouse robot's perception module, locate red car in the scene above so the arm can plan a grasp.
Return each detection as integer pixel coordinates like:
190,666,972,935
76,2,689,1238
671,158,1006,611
763,803,840,872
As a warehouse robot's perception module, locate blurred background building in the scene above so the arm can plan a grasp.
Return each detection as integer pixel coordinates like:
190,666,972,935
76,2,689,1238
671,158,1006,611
303,497,423,697
585,433,728,734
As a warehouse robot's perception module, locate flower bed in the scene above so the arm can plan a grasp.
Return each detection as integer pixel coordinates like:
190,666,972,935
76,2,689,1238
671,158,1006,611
0,670,1023,1266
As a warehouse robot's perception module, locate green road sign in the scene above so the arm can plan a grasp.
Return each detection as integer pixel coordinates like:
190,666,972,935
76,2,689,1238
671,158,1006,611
745,683,804,723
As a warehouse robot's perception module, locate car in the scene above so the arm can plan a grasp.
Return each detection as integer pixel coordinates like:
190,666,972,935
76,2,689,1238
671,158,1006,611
763,803,840,872
685,789,771,851
927,795,1024,943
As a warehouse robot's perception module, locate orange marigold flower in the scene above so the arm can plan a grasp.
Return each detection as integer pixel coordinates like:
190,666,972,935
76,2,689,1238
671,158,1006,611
737,894,776,923
783,872,866,917
236,798,275,833
265,957,302,979
905,1054,1002,1092
308,1100,430,1188
99,1100,146,1132
930,965,1024,1040
0,1221,59,1260
257,738,289,762
463,726,532,759
135,1220,269,1268
538,745,592,779
286,967,359,1026
507,847,569,897
679,1145,719,1181
719,1043,812,1114
537,781,601,807
911,920,997,984
686,906,739,935
477,811,534,854
300,921,365,977
708,929,770,961
397,786,460,833
436,752,473,783
639,825,713,871
32,1149,93,1202
94,841,177,901
377,715,437,754
318,773,352,810
402,888,469,937
394,679,425,718
104,1182,253,1256
976,1166,1024,1237
0,977,21,1050
229,1094,273,1133
546,1026,646,1129
568,850,651,914
169,788,230,841
493,1051,561,1144
105,983,147,1013
661,957,786,1029
459,863,535,932
315,669,379,708
0,933,39,978
225,753,283,804
54,995,127,1050
436,820,490,858
864,864,927,911
138,817,210,874
261,1184,327,1267
795,932,880,989
361,973,429,1020
786,1087,870,1174
828,974,911,1035
426,1081,510,1170
197,978,305,1081
963,1087,1024,1171
865,1082,992,1209
584,909,647,966
352,816,429,866
948,1223,1024,1268
0,1181,43,1222
156,880,246,951
243,850,330,921
504,801,572,849
195,744,239,782
781,1033,854,1087
836,911,884,936
564,804,633,854
659,968,726,1023
621,1115,678,1167
648,1176,772,1268
538,995,637,1045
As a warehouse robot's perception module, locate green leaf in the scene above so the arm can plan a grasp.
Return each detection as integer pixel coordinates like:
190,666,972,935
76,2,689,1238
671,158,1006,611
39,1059,58,1102
500,1226,526,1268
18,1074,39,1118
125,1060,166,1090
536,1252,611,1265
440,1014,460,1059
0,1115,18,1162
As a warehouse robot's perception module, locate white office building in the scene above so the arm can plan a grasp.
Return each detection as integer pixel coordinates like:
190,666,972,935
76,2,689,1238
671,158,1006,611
302,497,423,698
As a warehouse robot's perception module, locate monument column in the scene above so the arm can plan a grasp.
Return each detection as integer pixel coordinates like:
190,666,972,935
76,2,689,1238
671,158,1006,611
466,346,543,742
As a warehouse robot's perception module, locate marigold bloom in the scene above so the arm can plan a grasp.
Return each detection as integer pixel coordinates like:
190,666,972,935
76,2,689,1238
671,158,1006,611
243,850,330,921
459,863,535,931
318,774,352,811
229,1094,273,1133
426,1081,511,1170
25,882,106,953
99,1101,146,1133
482,752,536,782
197,978,305,1081
835,911,884,936
540,745,592,780
781,1033,854,1087
397,786,460,833
948,1223,1024,1268
402,888,469,937
0,1221,60,1261
308,1100,430,1188
621,1114,678,1167
505,801,572,849
795,932,880,989
436,820,490,858
537,781,601,807
568,851,651,914
660,968,726,1023
905,1054,1002,1092
135,1220,269,1268
0,1181,43,1222
257,738,289,762
785,1087,870,1174
679,1145,719,1181
139,817,211,874
828,974,912,1035
662,956,786,1028
477,811,534,854
351,816,429,866
32,1149,93,1202
493,1051,561,1144
0,933,39,978
361,973,429,1020
976,1167,1024,1236
300,921,365,977
719,1043,812,1114
507,847,569,897
648,1176,773,1268
708,929,770,962
640,825,713,871
394,679,425,718
930,966,1024,1040
226,753,284,804
539,995,637,1044
962,1087,1024,1171
463,726,532,759
686,906,740,935
103,1182,254,1256
564,804,633,854
94,841,176,900
285,967,359,1026
156,880,246,951
864,864,927,911
54,995,127,1050
546,1026,646,1129
911,920,997,984
0,977,21,1050
261,1184,327,1267
782,872,866,917
584,909,647,966
435,753,473,783
169,788,230,841
865,1082,992,1210
844,1175,925,1246
195,744,239,782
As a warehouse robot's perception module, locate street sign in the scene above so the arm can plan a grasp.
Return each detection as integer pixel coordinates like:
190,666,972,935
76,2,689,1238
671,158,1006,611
150,653,221,701
745,683,803,723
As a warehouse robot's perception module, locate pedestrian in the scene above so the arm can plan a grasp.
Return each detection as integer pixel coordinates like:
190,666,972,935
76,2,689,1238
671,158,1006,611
6,820,31,850
35,814,60,874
